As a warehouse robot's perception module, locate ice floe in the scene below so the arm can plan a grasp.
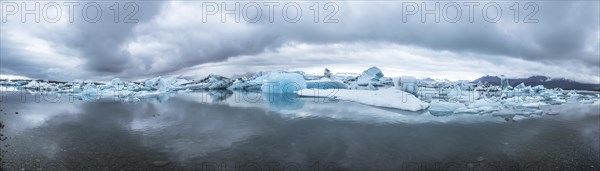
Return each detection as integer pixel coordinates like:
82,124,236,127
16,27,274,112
297,88,430,111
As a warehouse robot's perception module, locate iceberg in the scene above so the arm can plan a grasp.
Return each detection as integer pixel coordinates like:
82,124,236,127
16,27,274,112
306,78,348,89
454,99,502,114
394,76,419,95
298,87,429,111
356,67,384,86
0,80,27,86
21,80,41,89
515,82,527,89
81,83,101,100
227,79,262,91
260,72,307,93
1,67,598,114
428,101,465,116
446,87,480,102
178,74,233,90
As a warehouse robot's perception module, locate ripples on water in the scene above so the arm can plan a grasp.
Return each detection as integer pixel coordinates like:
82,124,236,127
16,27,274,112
0,91,598,170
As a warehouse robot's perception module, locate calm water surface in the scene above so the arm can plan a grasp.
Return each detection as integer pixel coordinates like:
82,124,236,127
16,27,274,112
0,91,599,170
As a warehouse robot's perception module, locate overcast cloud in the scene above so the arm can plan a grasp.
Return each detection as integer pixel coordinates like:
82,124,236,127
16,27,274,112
1,1,598,83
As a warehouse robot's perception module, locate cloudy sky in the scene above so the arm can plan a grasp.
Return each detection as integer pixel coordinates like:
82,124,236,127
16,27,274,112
1,1,599,83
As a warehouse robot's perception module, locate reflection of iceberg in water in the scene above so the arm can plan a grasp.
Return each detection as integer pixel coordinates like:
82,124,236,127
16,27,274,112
207,90,233,102
140,91,178,103
138,90,233,104
262,93,305,111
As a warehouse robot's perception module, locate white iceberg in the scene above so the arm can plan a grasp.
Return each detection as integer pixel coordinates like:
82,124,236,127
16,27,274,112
298,87,429,111
393,76,419,95
428,101,465,116
356,67,384,86
454,99,502,114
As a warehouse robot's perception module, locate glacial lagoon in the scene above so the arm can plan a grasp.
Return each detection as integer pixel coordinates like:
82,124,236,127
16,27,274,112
0,90,598,170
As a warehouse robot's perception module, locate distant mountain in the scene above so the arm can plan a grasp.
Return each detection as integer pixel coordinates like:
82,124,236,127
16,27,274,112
472,75,600,91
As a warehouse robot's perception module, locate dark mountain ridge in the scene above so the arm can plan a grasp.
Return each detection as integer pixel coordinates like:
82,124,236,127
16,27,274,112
472,75,600,91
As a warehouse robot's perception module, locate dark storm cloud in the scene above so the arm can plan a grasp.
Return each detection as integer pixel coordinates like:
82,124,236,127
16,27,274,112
277,1,599,68
1,1,598,82
50,1,166,74
0,0,165,80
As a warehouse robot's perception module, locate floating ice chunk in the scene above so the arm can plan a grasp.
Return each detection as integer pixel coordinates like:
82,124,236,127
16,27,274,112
178,74,233,90
513,108,543,115
260,72,307,93
298,87,429,111
454,99,502,113
446,87,479,102
137,76,223,92
356,67,384,86
98,84,114,90
532,85,545,92
563,91,581,103
81,83,101,99
202,74,233,89
21,81,58,90
521,101,547,108
144,77,161,90
501,96,547,108
227,79,262,91
111,78,122,85
306,78,348,89
394,76,419,95
0,80,26,86
172,79,193,87
579,98,598,104
22,81,40,89
471,99,499,107
98,78,122,90
229,72,290,91
348,82,377,90
514,82,526,89
156,78,173,92
429,101,465,116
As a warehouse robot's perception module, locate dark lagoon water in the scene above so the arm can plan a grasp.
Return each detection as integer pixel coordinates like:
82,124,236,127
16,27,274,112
0,91,599,171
